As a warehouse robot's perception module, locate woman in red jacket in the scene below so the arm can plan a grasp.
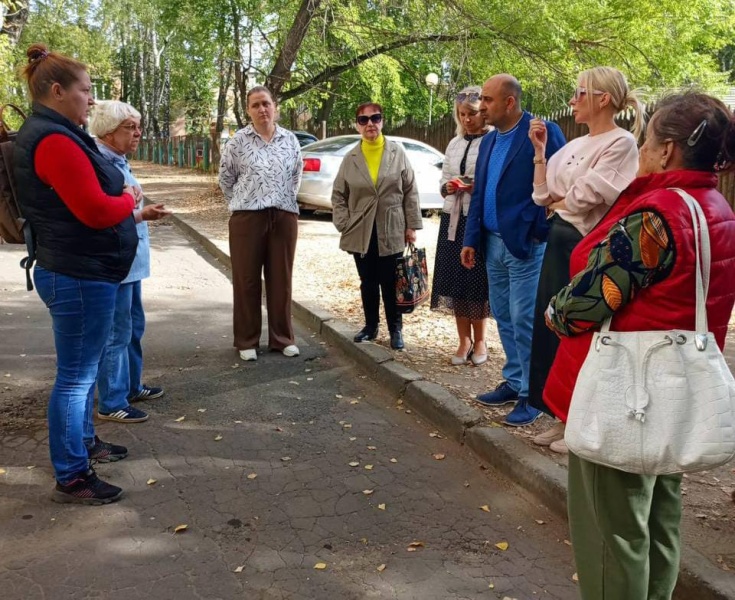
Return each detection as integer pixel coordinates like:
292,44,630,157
543,93,735,599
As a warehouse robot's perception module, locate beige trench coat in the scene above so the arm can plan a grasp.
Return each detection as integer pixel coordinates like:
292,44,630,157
332,139,423,256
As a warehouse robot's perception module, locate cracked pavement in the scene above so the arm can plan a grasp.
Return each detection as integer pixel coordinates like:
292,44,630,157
0,222,578,600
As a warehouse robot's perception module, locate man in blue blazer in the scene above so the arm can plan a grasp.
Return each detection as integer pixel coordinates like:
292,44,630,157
461,74,565,426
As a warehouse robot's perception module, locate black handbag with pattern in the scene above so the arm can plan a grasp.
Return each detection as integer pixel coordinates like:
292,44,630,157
395,243,429,314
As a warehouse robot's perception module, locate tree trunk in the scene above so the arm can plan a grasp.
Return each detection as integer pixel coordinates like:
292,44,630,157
265,0,322,99
212,57,232,165
0,0,29,45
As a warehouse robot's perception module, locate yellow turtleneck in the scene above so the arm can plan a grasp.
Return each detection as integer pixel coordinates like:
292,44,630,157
361,134,385,185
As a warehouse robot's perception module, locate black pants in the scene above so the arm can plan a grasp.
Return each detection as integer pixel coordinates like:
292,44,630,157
353,228,402,333
528,216,583,414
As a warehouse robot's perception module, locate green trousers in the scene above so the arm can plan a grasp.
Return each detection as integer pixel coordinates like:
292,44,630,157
567,452,683,600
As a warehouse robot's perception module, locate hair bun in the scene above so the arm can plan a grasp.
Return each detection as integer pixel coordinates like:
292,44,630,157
27,43,49,63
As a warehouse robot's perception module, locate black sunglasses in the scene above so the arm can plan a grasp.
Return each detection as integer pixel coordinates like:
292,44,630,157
356,113,383,126
457,92,480,103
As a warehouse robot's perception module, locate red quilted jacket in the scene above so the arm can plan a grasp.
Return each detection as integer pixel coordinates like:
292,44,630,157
544,170,735,422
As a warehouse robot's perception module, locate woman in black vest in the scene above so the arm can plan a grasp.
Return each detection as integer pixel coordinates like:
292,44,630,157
15,44,138,505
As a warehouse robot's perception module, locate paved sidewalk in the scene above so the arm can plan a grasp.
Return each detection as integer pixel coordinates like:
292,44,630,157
0,224,582,599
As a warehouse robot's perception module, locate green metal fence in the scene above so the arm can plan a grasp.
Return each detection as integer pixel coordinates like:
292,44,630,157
134,136,213,172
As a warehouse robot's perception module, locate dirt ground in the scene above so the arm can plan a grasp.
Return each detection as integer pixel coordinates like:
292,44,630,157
7,160,733,574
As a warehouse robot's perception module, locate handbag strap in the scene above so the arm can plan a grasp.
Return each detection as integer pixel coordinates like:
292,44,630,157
599,188,711,339
670,188,710,338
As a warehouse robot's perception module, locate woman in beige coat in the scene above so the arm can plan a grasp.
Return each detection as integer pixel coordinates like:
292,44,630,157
332,102,423,350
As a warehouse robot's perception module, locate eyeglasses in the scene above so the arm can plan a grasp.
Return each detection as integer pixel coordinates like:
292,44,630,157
572,87,604,102
119,124,142,132
457,92,481,103
356,113,382,126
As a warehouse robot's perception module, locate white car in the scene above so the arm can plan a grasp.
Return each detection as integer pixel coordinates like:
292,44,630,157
297,135,444,213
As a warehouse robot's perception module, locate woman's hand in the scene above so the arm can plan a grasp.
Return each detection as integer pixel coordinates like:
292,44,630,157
405,228,417,244
141,203,172,221
445,181,458,195
528,117,547,156
460,247,475,269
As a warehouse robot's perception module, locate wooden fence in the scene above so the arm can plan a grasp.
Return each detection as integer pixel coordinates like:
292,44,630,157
135,109,735,209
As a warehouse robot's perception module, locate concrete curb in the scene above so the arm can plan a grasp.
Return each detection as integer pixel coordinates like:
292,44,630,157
170,211,735,600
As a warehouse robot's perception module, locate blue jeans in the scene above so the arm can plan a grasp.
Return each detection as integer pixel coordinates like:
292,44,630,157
97,280,145,412
33,266,118,484
484,234,545,397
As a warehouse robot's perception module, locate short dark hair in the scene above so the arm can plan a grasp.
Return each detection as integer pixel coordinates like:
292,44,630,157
651,92,735,173
355,102,383,120
21,43,87,101
246,86,275,107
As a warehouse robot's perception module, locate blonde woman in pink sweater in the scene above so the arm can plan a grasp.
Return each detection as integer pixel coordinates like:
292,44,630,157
527,67,643,451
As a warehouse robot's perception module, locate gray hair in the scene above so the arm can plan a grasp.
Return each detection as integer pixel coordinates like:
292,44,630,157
89,100,141,138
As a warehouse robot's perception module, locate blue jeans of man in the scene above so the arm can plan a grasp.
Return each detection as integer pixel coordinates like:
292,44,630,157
97,280,145,412
484,233,545,397
33,266,118,484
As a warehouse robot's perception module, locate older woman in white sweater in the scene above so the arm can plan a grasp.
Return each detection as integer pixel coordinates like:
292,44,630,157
527,67,643,450
430,86,492,365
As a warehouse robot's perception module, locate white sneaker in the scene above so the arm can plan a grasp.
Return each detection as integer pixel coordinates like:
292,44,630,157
532,421,565,446
282,345,299,357
239,349,257,361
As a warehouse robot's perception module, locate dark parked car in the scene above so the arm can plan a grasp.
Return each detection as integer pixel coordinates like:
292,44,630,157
293,131,318,147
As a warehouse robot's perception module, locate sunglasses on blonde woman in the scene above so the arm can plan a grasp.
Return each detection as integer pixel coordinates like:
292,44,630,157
572,87,604,102
457,92,481,103
356,113,382,126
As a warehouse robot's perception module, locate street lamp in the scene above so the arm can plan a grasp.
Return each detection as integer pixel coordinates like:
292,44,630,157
425,72,439,126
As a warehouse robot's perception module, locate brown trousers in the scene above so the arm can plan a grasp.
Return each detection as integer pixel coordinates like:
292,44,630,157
229,209,298,351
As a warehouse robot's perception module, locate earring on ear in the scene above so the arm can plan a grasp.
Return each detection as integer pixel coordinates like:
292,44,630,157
660,158,668,170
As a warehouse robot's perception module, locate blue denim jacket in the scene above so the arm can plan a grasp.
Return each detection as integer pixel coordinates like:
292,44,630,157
96,142,150,282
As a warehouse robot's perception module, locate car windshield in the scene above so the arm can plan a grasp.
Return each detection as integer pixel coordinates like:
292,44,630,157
303,137,359,155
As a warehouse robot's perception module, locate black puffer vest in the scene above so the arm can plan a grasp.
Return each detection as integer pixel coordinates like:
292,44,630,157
14,103,137,282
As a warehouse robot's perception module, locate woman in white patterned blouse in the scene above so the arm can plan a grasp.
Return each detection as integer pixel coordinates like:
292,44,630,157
219,86,304,362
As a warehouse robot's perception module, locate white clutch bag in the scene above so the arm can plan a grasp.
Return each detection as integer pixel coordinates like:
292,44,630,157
565,189,735,475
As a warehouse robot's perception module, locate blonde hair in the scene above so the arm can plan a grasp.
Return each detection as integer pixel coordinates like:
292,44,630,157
578,67,645,138
453,85,482,137
90,100,141,138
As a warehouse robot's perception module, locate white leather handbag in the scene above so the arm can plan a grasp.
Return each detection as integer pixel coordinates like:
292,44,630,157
565,189,735,475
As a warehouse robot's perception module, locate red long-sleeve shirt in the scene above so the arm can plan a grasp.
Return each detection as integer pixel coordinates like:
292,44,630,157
34,134,135,229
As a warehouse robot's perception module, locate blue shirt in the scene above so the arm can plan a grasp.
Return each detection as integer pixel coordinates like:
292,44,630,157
483,126,518,233
96,141,150,283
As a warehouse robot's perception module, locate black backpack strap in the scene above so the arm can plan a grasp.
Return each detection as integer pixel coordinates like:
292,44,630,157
19,219,35,291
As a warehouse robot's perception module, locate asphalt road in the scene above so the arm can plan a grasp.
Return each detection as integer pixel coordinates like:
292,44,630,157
0,222,578,600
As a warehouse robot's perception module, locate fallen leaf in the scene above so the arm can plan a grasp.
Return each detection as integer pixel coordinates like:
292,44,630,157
281,456,292,462
362,489,374,495
377,563,386,572
406,541,424,551
289,381,300,385
197,408,206,413
146,478,157,485
335,394,343,399
349,461,360,467
314,562,327,570
174,416,186,422
390,458,398,463
233,566,244,573
343,424,352,429
405,409,412,414
535,519,546,525
214,434,223,441
307,377,314,381
275,426,283,432
563,539,572,546
572,573,579,582
26,465,35,470
480,505,491,513
495,541,509,551
234,420,242,424
432,453,446,460
0,468,6,475
349,437,357,441
247,473,258,480
173,524,188,533
488,583,495,589
350,400,359,405
364,464,374,470
378,503,386,510
367,446,377,450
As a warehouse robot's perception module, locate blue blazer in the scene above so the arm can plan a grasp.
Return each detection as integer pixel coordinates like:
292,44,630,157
463,111,566,259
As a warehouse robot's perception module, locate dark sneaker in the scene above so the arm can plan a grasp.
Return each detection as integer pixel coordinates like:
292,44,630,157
128,385,164,402
98,405,149,423
475,381,519,406
87,436,128,463
503,397,543,427
52,469,123,505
